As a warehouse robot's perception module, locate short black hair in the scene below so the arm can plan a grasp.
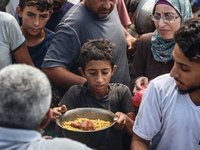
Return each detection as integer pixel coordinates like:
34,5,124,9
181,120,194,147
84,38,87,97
79,39,115,71
174,17,200,63
129,0,141,13
19,0,53,12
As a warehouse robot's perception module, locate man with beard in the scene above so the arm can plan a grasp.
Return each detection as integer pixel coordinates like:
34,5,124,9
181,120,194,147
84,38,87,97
45,0,73,31
41,0,132,99
130,17,200,150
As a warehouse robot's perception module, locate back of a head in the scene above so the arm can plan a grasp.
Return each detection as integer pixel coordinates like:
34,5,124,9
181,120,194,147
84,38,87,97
19,0,54,12
174,17,200,63
0,64,52,130
129,0,141,13
79,39,115,71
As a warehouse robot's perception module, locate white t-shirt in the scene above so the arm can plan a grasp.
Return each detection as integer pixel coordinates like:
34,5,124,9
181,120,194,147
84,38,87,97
0,11,25,70
133,74,200,150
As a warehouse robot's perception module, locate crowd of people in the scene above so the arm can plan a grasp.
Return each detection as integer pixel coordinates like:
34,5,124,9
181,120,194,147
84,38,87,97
0,0,200,150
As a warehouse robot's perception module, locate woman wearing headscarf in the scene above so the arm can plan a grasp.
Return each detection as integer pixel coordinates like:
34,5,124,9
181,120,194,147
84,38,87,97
129,0,192,94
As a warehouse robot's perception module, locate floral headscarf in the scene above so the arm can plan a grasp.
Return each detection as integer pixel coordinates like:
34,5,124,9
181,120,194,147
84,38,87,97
151,0,193,63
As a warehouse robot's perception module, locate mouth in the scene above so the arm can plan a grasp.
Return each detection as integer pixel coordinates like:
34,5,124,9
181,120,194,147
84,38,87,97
175,79,184,87
95,85,104,90
159,29,168,34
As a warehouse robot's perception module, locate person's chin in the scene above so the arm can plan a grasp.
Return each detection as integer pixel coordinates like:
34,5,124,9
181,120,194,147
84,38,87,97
176,85,200,95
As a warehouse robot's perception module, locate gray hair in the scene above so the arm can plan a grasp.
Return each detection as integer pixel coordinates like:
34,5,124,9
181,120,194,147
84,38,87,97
0,64,52,130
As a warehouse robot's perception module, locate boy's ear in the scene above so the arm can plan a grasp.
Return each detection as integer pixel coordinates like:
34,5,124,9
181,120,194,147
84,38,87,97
16,6,22,18
39,108,52,129
78,67,85,77
49,10,53,18
111,65,117,76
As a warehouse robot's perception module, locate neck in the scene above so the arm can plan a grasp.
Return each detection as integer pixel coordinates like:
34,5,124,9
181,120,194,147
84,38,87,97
189,90,200,106
21,27,45,47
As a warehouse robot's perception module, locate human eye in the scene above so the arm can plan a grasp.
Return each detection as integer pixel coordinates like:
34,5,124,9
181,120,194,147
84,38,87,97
27,13,33,17
41,14,48,18
154,15,161,20
89,72,95,75
180,66,189,72
165,15,173,21
103,72,109,75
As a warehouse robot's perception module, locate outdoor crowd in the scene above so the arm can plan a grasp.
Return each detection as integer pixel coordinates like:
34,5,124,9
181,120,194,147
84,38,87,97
0,0,200,150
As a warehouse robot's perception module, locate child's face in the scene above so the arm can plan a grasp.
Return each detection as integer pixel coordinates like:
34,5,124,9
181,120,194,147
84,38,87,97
17,5,52,36
79,60,116,99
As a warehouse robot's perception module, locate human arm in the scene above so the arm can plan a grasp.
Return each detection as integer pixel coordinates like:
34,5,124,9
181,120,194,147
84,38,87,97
42,67,86,90
116,0,131,29
132,76,149,94
129,33,153,93
13,43,34,66
113,111,135,135
123,25,139,55
52,105,67,122
130,132,150,150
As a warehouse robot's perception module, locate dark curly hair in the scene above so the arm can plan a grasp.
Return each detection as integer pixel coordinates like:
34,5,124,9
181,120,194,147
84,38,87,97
174,17,200,63
79,39,115,71
19,0,53,12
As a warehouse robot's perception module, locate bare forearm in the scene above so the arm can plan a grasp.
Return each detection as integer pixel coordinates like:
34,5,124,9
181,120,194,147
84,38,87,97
42,67,86,90
131,133,150,150
124,112,135,135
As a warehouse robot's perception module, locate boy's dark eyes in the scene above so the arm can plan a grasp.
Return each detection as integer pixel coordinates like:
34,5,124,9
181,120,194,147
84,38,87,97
41,15,48,18
89,72,95,75
88,72,109,75
103,72,109,74
180,66,189,72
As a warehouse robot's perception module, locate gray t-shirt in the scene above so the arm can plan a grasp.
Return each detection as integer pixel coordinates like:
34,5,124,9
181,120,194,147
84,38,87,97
0,11,25,70
42,3,130,86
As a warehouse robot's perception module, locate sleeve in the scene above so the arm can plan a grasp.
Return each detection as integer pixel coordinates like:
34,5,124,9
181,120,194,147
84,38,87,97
41,23,81,70
6,14,25,52
132,81,162,141
129,33,152,89
116,0,131,26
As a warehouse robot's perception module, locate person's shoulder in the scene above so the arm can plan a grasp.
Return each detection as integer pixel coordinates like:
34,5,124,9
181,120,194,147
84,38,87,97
150,73,175,90
42,137,91,150
68,84,84,93
60,3,85,23
0,11,17,23
44,28,55,36
140,32,153,40
109,83,130,92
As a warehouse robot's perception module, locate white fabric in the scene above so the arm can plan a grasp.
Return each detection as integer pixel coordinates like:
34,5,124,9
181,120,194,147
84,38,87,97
0,11,25,70
133,74,200,150
0,126,92,150
6,0,19,16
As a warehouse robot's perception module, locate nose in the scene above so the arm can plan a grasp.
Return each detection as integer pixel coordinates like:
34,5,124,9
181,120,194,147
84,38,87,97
158,17,166,27
96,73,103,83
103,0,111,9
33,17,40,26
170,64,180,79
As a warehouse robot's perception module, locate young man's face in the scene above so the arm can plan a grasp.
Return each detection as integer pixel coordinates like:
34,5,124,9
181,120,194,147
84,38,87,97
170,44,200,94
83,0,116,19
17,5,52,36
79,60,116,99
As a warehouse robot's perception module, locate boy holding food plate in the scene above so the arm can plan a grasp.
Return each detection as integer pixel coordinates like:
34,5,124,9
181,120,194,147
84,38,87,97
53,38,135,150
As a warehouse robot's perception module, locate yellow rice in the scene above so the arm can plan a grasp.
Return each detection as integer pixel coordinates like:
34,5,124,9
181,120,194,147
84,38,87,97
62,118,111,131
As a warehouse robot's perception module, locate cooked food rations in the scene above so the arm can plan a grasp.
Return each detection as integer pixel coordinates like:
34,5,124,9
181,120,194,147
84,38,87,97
62,118,111,131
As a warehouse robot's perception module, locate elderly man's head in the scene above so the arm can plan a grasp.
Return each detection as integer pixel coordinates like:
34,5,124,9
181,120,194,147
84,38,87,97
0,64,52,130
